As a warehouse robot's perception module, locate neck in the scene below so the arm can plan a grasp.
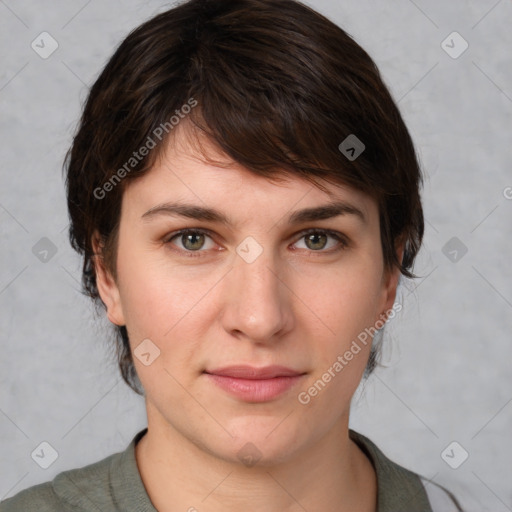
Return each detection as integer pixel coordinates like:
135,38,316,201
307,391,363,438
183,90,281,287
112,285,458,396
135,403,377,512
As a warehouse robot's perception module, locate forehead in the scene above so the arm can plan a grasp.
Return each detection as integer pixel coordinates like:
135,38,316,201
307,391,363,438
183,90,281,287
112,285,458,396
122,124,377,227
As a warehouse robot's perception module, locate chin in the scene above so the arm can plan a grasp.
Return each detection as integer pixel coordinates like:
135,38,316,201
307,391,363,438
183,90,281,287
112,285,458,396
214,416,305,467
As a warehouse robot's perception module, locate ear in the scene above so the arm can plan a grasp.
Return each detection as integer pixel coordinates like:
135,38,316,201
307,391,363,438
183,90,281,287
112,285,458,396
378,240,405,322
91,231,125,326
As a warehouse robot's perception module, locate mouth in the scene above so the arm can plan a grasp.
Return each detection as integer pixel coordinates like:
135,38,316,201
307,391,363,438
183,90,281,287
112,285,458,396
203,365,307,402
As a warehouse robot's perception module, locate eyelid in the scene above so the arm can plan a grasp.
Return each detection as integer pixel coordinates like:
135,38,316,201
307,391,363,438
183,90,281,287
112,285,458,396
162,227,216,245
293,228,349,254
162,227,218,257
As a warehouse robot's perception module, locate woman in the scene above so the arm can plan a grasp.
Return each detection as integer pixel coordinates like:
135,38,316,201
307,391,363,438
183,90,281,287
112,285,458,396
1,0,463,510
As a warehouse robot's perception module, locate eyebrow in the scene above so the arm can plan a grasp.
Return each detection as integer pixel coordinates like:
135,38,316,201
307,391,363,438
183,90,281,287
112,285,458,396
141,200,366,225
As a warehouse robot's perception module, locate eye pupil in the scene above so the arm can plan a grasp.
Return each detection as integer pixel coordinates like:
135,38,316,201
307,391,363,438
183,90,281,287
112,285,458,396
305,233,327,250
183,233,204,250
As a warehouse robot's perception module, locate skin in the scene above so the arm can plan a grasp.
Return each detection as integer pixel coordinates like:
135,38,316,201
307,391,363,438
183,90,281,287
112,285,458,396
93,125,404,512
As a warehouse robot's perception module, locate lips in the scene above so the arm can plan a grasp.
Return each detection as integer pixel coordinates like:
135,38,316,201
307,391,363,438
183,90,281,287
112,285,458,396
204,365,307,402
205,365,304,379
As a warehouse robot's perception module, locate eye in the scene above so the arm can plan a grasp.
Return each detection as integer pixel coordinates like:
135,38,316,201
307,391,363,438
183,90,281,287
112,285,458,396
164,229,217,256
293,229,348,253
163,228,348,257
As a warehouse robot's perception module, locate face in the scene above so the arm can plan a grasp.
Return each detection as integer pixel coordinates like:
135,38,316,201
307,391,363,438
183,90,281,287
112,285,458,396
94,127,401,466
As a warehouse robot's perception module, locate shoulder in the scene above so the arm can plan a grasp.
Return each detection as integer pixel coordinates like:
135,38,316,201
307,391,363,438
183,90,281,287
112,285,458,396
419,476,464,512
0,481,62,512
0,450,120,512
349,429,464,512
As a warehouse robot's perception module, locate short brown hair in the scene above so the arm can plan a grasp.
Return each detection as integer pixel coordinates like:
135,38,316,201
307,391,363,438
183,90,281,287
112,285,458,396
65,0,424,395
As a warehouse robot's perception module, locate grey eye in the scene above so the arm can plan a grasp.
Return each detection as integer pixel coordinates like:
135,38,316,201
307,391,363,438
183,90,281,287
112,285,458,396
181,232,206,251
304,232,328,250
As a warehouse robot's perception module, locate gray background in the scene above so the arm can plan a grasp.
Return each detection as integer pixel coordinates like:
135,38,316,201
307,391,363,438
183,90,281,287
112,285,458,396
1,0,511,510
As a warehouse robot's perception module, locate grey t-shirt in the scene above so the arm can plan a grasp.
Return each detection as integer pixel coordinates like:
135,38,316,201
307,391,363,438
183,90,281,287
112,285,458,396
0,428,463,511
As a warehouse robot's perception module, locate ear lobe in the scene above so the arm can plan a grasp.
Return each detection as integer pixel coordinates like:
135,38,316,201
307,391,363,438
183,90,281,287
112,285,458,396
91,231,125,326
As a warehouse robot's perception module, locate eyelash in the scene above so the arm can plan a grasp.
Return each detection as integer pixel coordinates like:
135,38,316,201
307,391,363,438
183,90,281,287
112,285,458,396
163,228,349,258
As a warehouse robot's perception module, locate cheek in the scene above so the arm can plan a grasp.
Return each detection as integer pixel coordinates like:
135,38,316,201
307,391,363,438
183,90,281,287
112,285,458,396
293,267,383,415
115,237,188,330
300,259,384,343
115,243,218,366
116,262,170,338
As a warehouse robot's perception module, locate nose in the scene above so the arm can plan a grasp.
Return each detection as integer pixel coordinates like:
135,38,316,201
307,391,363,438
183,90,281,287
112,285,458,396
220,246,294,344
